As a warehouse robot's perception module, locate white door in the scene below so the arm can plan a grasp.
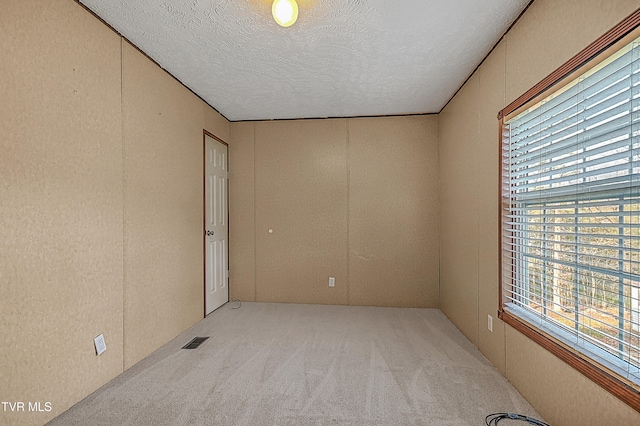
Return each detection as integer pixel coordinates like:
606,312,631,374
205,134,229,315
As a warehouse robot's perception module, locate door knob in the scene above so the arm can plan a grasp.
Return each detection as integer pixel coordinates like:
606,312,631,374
206,230,214,236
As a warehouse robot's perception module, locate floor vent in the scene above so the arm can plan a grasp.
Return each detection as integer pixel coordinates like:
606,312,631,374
182,337,209,350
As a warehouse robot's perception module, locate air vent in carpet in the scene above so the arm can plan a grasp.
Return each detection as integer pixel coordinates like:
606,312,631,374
182,337,209,349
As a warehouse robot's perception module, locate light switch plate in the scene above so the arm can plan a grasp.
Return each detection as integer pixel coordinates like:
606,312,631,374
94,334,107,356
329,277,335,287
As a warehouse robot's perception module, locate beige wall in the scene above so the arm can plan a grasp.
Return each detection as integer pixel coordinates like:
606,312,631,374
348,117,439,307
438,1,640,424
1,2,123,425
229,116,440,308
255,119,350,305
0,1,229,424
229,122,257,302
439,73,480,346
122,40,211,369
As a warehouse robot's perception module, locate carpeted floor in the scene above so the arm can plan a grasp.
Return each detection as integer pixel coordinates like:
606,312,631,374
47,303,543,425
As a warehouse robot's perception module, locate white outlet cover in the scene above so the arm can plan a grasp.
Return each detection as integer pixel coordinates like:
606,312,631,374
94,334,107,356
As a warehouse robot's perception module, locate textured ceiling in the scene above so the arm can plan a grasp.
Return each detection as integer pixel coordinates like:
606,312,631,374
79,0,529,121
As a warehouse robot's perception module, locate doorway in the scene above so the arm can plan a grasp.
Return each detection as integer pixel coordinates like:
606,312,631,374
204,132,229,315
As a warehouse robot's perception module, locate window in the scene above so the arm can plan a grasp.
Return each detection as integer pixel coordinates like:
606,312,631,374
499,11,640,410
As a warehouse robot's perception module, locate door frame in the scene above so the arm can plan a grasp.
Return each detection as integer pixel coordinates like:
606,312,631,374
203,130,230,316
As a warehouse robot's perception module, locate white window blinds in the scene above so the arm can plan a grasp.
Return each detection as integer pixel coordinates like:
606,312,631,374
502,36,640,385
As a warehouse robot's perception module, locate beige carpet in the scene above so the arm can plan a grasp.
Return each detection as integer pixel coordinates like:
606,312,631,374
48,303,542,425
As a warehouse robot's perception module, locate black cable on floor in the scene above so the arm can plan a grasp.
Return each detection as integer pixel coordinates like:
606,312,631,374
486,412,551,426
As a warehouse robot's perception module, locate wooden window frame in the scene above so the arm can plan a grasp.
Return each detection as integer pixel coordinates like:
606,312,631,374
498,9,640,412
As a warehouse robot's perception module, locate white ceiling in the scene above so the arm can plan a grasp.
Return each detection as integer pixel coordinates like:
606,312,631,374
79,0,530,121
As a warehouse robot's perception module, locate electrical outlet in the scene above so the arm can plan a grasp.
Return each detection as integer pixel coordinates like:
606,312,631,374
488,315,493,332
329,277,335,287
94,334,107,356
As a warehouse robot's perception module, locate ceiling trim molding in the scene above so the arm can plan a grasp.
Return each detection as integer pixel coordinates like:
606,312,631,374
233,112,438,123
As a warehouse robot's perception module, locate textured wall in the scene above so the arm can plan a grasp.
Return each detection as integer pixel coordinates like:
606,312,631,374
348,116,439,307
1,1,230,424
122,40,207,369
254,119,350,305
438,0,640,424
229,115,439,308
505,325,638,424
229,122,257,302
439,74,480,345
0,1,124,425
204,103,231,143
476,40,507,375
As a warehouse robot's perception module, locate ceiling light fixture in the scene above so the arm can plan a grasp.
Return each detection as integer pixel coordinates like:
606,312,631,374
272,0,298,28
